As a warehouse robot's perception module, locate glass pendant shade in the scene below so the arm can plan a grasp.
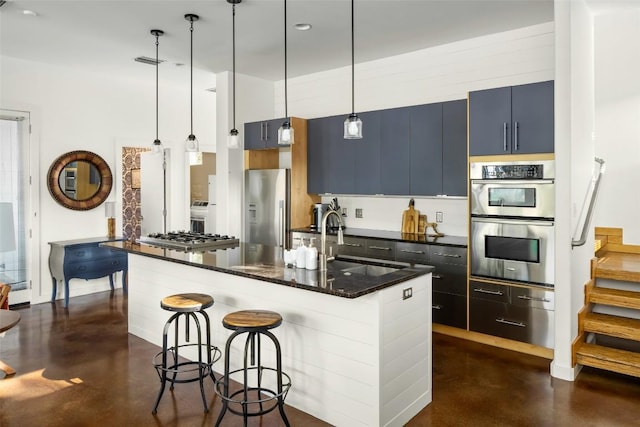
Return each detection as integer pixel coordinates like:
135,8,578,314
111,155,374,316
278,121,294,145
227,128,241,149
152,139,163,155
344,113,363,139
185,134,199,152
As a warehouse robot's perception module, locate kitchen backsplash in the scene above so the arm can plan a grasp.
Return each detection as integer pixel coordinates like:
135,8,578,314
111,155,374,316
320,196,468,237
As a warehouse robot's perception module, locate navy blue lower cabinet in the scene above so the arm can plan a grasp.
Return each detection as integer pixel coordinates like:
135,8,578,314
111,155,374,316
48,237,128,307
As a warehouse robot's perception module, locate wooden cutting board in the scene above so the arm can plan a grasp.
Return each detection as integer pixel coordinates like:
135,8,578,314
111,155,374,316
401,205,420,234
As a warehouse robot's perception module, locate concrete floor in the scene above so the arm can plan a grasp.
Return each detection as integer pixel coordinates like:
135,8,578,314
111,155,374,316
1,290,640,426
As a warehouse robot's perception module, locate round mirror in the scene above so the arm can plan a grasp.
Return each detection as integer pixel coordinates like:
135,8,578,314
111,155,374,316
47,151,112,210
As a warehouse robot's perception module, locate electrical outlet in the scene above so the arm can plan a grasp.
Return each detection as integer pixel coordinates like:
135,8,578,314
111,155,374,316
342,207,348,217
436,211,443,223
403,287,413,300
355,208,363,218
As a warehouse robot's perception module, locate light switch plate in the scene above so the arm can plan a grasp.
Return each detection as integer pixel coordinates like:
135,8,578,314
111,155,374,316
355,208,363,218
436,211,443,223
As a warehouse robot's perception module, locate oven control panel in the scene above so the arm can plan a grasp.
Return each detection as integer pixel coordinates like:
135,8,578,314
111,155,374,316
482,164,544,180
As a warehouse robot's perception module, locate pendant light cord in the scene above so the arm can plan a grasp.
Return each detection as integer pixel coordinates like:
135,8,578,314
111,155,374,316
232,4,236,130
155,33,159,142
351,0,355,115
189,18,194,136
284,0,288,119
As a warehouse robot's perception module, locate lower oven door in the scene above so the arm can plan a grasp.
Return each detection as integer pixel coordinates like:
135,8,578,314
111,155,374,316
190,217,206,234
471,217,554,286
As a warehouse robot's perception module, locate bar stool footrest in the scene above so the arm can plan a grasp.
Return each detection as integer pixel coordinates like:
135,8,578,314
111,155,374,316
153,343,221,384
214,366,292,417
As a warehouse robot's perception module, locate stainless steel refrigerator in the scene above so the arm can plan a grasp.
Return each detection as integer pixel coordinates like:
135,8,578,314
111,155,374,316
245,169,290,248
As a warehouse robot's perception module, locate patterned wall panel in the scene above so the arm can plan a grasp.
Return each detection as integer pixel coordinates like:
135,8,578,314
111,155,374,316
121,147,150,241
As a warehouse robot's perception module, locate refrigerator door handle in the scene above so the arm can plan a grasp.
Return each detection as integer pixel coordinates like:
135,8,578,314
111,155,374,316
278,200,285,248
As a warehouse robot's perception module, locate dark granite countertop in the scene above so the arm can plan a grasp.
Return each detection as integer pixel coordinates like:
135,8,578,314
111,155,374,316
103,241,433,299
291,227,467,247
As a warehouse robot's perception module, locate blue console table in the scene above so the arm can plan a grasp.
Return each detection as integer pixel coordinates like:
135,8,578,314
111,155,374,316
48,237,128,307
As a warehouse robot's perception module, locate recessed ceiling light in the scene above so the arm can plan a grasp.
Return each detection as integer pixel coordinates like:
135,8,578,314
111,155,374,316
294,23,312,31
23,9,38,16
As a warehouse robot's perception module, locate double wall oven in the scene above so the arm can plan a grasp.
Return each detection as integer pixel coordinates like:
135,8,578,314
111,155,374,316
470,160,555,287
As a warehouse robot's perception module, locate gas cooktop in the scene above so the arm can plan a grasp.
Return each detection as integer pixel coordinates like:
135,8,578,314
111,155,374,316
139,231,239,251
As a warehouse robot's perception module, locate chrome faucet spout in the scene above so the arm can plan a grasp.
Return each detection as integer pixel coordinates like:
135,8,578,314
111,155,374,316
319,209,344,271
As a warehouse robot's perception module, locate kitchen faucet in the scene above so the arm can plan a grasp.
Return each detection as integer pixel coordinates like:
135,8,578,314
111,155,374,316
319,209,344,271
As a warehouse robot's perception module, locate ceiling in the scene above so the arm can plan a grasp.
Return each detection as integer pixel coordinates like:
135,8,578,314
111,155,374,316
1,1,555,90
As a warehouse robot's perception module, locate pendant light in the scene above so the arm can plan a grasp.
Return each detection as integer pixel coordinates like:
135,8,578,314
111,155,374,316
277,0,294,145
151,29,164,154
227,0,242,149
344,0,362,139
184,14,200,152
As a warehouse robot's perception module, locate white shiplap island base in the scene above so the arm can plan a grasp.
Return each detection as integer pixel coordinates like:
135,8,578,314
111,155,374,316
127,251,432,426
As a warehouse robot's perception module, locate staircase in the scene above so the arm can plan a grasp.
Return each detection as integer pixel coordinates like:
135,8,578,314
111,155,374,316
573,227,640,378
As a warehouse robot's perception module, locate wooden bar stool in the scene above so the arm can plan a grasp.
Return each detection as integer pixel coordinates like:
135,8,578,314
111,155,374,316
215,310,291,426
152,293,221,414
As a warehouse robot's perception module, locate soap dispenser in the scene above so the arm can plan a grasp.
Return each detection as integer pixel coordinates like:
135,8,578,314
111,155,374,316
306,237,318,270
296,238,307,269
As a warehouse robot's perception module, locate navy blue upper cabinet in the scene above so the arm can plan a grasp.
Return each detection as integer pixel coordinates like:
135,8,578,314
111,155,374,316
354,111,381,195
410,103,443,196
469,81,554,155
307,117,330,194
307,100,467,197
244,117,290,149
442,100,468,197
380,107,411,195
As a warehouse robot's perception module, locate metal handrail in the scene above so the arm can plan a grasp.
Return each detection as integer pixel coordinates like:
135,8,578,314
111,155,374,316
572,157,606,248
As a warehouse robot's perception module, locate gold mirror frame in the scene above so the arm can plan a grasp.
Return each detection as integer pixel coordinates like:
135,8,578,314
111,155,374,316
47,150,112,210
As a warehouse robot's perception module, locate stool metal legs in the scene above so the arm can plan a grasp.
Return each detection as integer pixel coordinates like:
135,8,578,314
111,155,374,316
152,310,220,414
215,328,291,427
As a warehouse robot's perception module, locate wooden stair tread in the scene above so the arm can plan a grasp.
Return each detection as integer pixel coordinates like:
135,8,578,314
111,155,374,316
575,342,640,378
589,287,640,310
583,312,640,341
596,251,640,283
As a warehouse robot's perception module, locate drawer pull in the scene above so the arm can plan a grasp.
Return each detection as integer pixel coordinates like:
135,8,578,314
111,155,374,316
432,274,442,280
517,295,551,303
400,249,425,254
473,288,503,296
433,252,461,258
369,246,391,251
496,318,526,328
343,243,362,247
506,267,516,272
432,304,443,310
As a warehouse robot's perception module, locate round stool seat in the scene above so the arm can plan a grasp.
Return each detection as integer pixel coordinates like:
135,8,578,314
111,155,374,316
222,310,282,330
161,293,213,312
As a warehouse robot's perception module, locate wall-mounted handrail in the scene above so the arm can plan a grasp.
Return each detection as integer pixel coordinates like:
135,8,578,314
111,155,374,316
572,157,606,248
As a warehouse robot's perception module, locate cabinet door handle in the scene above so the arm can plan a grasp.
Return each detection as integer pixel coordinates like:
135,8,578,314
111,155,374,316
432,304,443,310
433,252,461,258
400,249,425,254
517,295,551,303
369,246,391,251
503,122,508,151
514,121,519,151
496,318,526,328
506,267,516,271
473,288,503,296
432,274,442,280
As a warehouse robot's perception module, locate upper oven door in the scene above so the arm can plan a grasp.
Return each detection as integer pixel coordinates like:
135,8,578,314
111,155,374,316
471,179,555,219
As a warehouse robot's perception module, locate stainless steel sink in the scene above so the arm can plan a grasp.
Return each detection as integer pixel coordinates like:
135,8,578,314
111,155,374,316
328,259,403,277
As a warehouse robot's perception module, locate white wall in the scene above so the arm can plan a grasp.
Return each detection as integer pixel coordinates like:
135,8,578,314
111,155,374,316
593,8,640,244
551,0,595,382
1,56,215,304
273,22,555,236
215,71,274,241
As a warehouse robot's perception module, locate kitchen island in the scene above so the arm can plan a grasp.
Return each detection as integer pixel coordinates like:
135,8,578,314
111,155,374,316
104,241,433,427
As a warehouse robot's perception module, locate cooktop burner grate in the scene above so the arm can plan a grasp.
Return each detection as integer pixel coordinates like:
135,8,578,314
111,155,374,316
139,231,239,251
